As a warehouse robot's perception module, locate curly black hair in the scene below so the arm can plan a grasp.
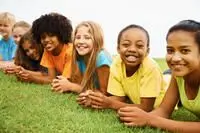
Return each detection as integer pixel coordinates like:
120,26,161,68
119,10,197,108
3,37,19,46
32,12,73,44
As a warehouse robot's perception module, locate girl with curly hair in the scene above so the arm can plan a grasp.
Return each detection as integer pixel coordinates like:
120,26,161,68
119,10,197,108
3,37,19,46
31,12,73,83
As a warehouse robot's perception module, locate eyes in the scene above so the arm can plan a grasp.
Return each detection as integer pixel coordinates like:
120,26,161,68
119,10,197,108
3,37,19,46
120,41,145,49
167,48,191,55
75,35,92,40
41,33,55,40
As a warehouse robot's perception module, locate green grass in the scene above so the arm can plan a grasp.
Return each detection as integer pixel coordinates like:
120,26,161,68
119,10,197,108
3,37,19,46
0,59,199,133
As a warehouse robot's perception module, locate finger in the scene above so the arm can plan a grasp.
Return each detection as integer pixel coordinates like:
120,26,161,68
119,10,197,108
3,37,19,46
77,99,87,105
124,122,138,127
91,104,103,109
76,96,86,102
58,89,64,93
53,86,62,92
118,110,137,117
56,76,65,80
52,79,59,83
119,106,137,112
52,83,60,88
91,100,102,106
79,92,88,97
88,94,103,102
119,116,134,123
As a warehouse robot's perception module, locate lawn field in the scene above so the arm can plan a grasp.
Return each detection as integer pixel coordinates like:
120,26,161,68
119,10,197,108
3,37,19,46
0,59,199,133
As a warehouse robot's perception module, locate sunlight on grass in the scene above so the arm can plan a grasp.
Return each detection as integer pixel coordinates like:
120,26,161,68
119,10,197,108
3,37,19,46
0,66,199,133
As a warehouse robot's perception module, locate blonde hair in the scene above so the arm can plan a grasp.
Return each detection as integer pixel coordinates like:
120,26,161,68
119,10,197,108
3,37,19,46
13,20,31,31
0,12,16,26
71,21,104,91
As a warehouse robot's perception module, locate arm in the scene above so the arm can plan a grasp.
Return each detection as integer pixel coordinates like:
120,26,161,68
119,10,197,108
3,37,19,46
17,67,56,84
51,76,82,93
118,76,200,133
0,60,15,70
96,65,110,95
109,97,155,111
150,76,179,118
88,91,155,111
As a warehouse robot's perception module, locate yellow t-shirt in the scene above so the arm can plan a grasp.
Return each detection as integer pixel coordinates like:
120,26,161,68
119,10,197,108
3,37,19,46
107,55,166,108
40,43,73,78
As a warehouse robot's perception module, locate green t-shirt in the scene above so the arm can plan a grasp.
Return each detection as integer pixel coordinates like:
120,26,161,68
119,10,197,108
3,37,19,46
176,77,200,118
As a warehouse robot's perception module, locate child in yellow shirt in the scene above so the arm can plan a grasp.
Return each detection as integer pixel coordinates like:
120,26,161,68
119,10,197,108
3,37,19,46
86,24,166,111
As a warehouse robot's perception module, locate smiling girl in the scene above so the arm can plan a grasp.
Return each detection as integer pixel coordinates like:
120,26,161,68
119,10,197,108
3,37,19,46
31,13,73,83
4,31,48,83
118,20,200,133
51,21,112,98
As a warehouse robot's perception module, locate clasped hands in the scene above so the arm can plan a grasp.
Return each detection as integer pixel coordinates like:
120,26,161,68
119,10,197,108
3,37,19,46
77,90,110,109
4,65,32,82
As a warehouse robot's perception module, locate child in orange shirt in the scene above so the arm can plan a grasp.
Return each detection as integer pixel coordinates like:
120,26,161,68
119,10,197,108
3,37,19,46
31,12,73,83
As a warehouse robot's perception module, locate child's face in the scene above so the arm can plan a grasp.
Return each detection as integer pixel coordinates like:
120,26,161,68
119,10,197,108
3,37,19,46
0,20,13,40
118,28,149,69
166,30,200,77
22,40,40,61
40,33,60,52
74,26,94,56
12,27,29,45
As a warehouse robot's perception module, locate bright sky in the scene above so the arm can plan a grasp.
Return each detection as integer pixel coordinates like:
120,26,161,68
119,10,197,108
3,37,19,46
1,0,200,57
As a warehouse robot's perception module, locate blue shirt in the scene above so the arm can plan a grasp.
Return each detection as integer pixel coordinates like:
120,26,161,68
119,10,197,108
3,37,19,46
77,49,112,89
0,37,17,61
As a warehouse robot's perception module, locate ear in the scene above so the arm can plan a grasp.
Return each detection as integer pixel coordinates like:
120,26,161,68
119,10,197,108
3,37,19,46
117,46,120,54
146,47,150,55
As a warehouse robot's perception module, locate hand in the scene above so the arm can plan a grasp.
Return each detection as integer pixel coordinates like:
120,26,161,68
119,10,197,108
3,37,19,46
88,91,110,109
16,67,33,82
77,90,92,107
51,76,72,93
118,106,151,127
3,65,22,74
0,61,15,70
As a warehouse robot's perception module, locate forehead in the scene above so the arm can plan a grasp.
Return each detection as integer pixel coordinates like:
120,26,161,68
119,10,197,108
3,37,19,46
121,28,148,41
12,27,29,34
22,40,32,49
76,26,90,34
0,19,14,25
167,30,197,47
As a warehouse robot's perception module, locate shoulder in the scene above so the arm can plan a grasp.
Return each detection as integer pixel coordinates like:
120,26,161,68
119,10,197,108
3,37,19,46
140,56,162,74
96,49,112,67
64,43,73,53
110,55,123,73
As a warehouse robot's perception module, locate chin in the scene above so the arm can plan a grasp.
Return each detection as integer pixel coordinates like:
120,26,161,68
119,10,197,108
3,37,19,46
173,71,188,77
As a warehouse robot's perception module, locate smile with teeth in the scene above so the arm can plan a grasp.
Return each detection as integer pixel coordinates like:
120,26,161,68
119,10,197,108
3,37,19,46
171,64,185,69
77,45,87,49
126,55,138,62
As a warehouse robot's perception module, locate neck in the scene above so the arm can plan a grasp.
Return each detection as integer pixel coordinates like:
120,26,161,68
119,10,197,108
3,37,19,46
125,65,139,77
52,44,64,56
184,69,200,88
83,54,90,65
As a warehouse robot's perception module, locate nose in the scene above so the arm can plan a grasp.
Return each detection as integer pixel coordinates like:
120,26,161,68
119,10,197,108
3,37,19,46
128,44,136,52
171,52,182,62
41,36,50,45
27,49,34,57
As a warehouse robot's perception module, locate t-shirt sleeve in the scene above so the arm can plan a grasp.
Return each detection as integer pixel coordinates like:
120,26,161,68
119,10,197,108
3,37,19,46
140,68,163,98
107,57,125,96
62,52,72,78
96,50,112,67
11,43,17,59
40,51,54,68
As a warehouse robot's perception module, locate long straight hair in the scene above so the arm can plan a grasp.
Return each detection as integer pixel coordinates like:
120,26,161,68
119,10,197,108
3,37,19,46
70,21,104,91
